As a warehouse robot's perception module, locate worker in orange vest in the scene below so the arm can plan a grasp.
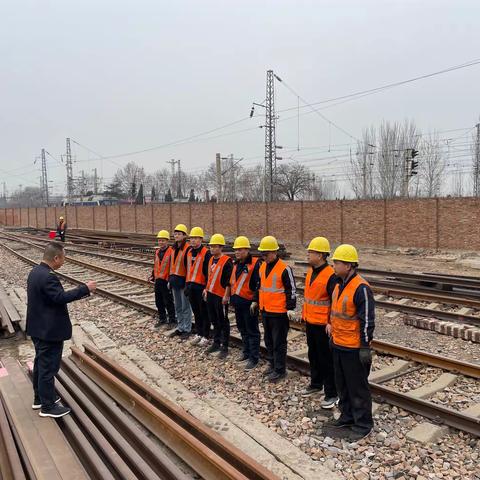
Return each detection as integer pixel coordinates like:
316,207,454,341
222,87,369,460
167,224,192,339
229,236,261,370
203,234,233,359
186,227,211,347
149,230,175,328
324,244,375,442
56,216,67,242
252,236,296,383
301,237,339,409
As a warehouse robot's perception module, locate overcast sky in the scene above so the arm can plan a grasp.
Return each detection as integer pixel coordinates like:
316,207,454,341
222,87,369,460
1,0,479,196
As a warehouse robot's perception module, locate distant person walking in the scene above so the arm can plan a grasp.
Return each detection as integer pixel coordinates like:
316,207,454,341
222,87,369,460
26,242,96,418
56,216,67,242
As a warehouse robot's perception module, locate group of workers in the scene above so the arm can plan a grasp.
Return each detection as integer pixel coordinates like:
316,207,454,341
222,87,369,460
150,224,376,441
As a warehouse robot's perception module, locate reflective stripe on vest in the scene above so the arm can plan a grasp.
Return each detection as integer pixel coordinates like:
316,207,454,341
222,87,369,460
230,257,259,301
259,259,288,314
170,242,189,277
206,255,229,297
154,247,172,280
302,265,334,325
330,274,369,348
186,247,207,285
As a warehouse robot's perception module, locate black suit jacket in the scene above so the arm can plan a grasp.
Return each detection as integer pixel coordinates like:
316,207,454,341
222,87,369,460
26,262,90,342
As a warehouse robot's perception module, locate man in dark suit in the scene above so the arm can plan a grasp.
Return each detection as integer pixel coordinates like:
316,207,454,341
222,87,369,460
26,242,96,418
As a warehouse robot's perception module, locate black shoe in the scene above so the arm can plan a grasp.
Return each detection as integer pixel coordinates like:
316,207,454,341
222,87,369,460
244,360,258,370
217,350,228,360
39,404,71,418
346,428,372,442
32,395,61,410
237,353,249,362
179,332,191,340
206,344,220,354
263,364,274,376
325,418,354,428
268,371,286,383
300,385,323,397
154,318,167,328
167,329,182,337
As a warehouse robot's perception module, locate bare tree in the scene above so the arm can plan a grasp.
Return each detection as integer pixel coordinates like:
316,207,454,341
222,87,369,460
350,126,376,198
8,186,44,207
237,165,264,201
113,162,146,197
311,176,340,200
452,170,465,197
418,133,445,197
276,161,311,201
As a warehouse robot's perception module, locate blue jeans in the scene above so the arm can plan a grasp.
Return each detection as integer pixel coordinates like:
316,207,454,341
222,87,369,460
172,287,192,333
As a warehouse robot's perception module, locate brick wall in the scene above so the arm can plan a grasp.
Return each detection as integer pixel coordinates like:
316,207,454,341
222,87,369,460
2,198,480,250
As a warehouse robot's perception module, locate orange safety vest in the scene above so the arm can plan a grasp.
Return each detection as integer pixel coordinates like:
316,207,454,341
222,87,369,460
302,265,334,325
230,257,259,301
186,246,208,285
206,255,230,297
331,274,369,349
154,247,172,280
170,242,189,278
259,259,288,314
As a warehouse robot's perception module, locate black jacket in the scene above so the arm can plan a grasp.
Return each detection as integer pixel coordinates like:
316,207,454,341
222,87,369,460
26,262,90,342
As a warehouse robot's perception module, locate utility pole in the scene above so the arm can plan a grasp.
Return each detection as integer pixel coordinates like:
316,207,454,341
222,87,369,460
40,149,49,206
166,159,177,199
65,138,74,203
80,170,86,199
264,70,276,202
216,153,222,202
176,159,182,199
402,148,419,197
473,123,480,197
93,168,98,195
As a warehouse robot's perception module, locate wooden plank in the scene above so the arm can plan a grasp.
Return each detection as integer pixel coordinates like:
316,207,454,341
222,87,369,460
0,358,88,480
0,286,21,323
0,302,15,335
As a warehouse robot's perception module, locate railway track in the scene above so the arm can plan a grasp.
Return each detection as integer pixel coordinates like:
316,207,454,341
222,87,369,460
1,237,479,438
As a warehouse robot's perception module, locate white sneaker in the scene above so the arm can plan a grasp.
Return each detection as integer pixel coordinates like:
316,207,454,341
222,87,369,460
198,337,209,347
190,334,201,345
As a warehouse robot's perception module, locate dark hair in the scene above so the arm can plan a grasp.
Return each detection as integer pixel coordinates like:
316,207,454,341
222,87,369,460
43,242,65,261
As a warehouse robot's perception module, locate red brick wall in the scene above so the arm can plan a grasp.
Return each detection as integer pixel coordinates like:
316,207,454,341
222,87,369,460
136,205,153,233
191,203,213,237
152,204,171,234
119,205,135,232
238,202,267,243
386,199,438,248
268,202,303,245
2,198,480,251
213,203,237,240
438,198,480,250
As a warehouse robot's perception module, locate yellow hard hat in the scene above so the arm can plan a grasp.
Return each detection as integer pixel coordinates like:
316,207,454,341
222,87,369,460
174,224,188,234
258,235,279,252
233,236,251,249
208,233,226,246
189,226,204,238
156,230,170,239
59,216,64,220
332,244,359,263
307,236,330,254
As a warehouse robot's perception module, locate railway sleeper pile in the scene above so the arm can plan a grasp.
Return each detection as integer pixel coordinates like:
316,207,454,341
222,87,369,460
404,316,480,343
0,348,279,480
0,283,24,339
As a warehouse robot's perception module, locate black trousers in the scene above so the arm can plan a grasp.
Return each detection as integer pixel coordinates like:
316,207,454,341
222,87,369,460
32,337,63,410
154,279,175,323
235,303,260,363
188,286,210,337
262,313,289,374
333,347,373,434
207,294,229,350
306,323,337,397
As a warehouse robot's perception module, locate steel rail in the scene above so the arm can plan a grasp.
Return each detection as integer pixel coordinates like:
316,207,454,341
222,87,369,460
71,346,279,480
0,395,26,480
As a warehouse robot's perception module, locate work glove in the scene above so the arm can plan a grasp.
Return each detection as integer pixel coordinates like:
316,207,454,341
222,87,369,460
167,282,171,290
359,348,372,367
286,310,296,322
202,290,207,302
325,324,332,337
250,302,258,316
222,294,229,305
